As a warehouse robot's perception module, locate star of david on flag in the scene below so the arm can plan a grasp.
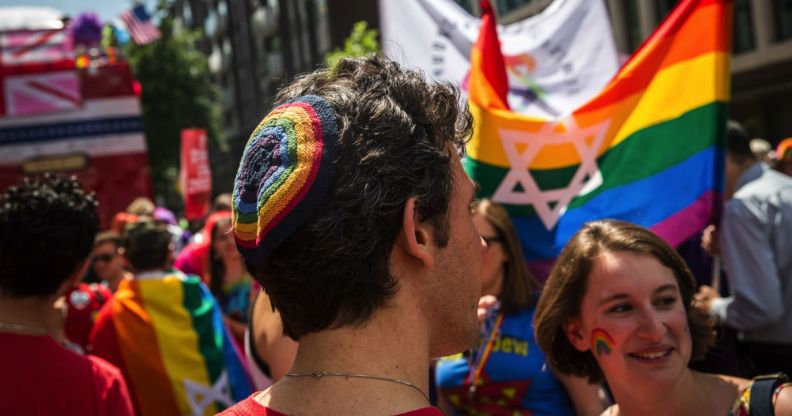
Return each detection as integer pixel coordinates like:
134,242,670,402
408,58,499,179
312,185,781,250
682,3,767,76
464,0,732,278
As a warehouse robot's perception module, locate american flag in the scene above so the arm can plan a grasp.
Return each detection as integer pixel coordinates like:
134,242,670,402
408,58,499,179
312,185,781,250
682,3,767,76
120,4,161,46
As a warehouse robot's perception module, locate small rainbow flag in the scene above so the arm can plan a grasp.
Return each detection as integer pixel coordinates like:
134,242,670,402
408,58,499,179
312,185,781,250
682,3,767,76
89,273,253,416
465,0,732,276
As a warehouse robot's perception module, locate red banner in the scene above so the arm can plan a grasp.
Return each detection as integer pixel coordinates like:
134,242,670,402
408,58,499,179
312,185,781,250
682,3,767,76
180,128,211,220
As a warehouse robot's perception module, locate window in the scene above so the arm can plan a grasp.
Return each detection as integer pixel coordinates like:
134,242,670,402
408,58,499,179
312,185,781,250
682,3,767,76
773,0,792,41
624,0,642,52
734,0,754,53
655,0,677,21
494,0,533,16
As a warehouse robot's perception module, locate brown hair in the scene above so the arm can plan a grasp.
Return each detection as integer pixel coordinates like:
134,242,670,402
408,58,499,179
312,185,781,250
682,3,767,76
94,230,121,249
534,219,714,383
247,54,473,339
475,199,539,314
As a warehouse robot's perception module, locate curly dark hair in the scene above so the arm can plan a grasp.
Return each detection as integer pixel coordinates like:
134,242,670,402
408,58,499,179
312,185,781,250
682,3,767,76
245,54,473,339
534,220,715,384
122,219,172,272
0,174,98,297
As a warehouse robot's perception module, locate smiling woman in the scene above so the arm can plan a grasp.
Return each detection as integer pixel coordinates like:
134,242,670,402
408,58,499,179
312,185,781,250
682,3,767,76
534,220,792,416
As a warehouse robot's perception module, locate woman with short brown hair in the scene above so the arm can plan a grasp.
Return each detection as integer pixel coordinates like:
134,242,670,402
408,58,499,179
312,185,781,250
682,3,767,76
534,219,791,415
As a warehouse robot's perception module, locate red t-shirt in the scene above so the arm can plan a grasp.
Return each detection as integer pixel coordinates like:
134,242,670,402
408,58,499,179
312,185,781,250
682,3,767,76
65,283,113,349
0,332,134,416
218,395,443,415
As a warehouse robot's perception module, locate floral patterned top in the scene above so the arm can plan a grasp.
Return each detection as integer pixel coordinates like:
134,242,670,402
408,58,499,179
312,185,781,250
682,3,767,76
730,380,791,415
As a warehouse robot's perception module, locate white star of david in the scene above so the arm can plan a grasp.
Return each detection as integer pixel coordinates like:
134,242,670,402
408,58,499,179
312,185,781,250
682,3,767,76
493,116,610,230
183,371,233,416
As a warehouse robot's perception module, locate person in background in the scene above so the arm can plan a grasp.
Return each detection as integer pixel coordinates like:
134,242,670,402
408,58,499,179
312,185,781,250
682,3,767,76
534,220,791,416
126,196,155,217
154,206,190,254
245,290,298,389
749,138,775,163
435,199,604,415
696,121,792,376
0,174,133,415
64,231,130,351
89,219,253,415
205,211,253,344
174,210,231,277
220,54,483,415
90,231,132,293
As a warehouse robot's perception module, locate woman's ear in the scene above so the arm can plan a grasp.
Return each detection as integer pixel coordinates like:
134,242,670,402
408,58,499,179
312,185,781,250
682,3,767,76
564,319,590,352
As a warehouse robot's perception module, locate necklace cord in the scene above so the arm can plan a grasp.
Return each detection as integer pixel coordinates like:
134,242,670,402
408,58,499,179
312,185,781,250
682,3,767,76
285,370,430,404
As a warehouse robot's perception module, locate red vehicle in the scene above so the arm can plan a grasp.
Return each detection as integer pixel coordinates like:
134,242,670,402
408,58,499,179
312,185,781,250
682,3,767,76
0,26,152,227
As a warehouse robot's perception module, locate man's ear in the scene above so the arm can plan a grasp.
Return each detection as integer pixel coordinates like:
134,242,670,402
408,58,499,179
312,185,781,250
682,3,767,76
400,196,434,269
564,318,590,352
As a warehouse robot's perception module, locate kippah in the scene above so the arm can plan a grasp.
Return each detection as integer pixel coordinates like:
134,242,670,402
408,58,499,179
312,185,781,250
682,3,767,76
232,95,339,263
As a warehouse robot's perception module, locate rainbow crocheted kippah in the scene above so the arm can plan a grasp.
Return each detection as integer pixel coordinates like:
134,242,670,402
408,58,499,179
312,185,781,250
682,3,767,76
232,95,339,262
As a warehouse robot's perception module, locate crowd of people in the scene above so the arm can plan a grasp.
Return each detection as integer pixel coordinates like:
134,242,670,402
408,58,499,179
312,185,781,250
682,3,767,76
1,54,791,415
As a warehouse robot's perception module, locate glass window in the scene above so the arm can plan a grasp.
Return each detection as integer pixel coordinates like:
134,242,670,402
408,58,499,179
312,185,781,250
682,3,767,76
734,0,754,53
217,0,228,18
182,2,192,26
494,0,534,16
773,0,792,41
624,0,642,52
204,11,217,36
655,0,677,21
451,0,474,13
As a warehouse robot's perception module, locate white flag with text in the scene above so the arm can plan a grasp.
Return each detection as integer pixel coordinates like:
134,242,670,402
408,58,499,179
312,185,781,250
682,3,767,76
379,0,619,117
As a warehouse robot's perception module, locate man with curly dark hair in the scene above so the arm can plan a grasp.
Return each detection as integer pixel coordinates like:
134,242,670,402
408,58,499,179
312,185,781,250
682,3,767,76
0,174,134,415
221,54,485,415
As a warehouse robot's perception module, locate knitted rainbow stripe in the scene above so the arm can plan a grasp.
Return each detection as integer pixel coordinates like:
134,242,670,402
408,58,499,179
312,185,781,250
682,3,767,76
232,95,339,261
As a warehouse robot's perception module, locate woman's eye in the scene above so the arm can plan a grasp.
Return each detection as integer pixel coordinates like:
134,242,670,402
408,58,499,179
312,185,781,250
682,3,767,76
655,296,677,307
607,303,632,314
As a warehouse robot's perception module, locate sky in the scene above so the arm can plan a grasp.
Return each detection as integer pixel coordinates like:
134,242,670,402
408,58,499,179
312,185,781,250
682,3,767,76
0,0,155,23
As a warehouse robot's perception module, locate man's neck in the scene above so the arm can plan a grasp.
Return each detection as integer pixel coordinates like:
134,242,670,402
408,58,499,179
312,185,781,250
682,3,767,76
0,294,56,335
261,306,433,415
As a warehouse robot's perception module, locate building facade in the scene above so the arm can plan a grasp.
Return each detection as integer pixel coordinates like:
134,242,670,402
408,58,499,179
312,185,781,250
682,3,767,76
171,0,792,150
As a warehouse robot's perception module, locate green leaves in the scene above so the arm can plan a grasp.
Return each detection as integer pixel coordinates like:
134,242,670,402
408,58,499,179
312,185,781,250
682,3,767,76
324,21,381,70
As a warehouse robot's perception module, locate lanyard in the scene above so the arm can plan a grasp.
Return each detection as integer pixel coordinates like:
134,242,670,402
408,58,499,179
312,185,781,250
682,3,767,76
465,312,504,387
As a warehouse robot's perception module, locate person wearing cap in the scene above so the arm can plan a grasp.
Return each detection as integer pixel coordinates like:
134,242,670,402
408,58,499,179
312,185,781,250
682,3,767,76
696,121,792,376
220,54,485,415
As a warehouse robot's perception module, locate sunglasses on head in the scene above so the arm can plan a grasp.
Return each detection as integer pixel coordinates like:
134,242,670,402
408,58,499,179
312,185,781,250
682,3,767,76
92,253,116,263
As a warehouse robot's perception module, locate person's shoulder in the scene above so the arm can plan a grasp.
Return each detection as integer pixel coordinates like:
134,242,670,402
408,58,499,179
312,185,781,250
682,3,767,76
217,395,283,416
86,354,123,378
775,382,792,415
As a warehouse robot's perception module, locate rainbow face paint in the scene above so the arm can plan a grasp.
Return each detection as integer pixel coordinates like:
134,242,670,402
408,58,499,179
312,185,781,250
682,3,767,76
591,328,615,357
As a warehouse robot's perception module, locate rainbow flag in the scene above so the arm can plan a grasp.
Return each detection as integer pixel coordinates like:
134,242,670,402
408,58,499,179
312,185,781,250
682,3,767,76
89,273,253,416
465,0,732,276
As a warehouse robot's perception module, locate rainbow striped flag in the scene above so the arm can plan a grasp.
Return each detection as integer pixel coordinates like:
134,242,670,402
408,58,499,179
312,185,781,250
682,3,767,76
89,273,253,416
465,0,732,276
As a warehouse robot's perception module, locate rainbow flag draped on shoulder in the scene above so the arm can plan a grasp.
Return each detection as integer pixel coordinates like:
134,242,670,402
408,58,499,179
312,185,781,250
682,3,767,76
465,0,732,276
88,272,253,416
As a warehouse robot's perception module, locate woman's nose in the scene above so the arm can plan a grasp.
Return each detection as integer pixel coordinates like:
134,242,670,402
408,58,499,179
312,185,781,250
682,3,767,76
635,306,667,341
